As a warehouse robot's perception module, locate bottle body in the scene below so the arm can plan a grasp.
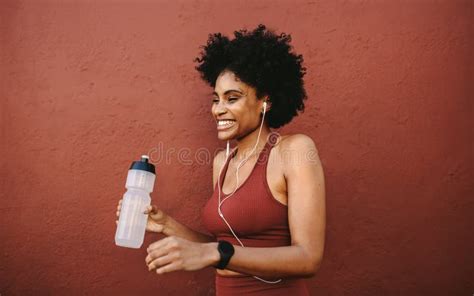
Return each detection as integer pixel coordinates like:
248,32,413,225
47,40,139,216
115,168,155,249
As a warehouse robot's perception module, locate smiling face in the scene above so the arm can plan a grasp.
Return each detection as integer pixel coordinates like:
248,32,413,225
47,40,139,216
212,71,265,141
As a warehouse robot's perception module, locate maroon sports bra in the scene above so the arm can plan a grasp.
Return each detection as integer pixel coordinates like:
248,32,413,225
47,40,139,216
202,138,291,248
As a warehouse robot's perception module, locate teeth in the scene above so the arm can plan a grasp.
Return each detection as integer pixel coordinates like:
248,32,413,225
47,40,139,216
218,120,235,126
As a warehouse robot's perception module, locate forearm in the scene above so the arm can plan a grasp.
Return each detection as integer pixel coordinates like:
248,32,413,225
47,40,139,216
163,217,215,243
204,243,321,278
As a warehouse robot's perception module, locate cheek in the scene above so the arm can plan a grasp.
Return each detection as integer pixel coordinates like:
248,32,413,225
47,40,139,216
237,110,259,127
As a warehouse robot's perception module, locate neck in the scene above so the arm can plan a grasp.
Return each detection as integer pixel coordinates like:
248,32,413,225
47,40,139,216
233,123,271,161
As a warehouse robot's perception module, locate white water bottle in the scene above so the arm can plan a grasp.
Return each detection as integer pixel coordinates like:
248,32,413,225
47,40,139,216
115,155,156,249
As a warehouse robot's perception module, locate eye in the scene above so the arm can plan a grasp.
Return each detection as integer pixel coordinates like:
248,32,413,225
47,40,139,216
212,98,219,104
228,97,238,102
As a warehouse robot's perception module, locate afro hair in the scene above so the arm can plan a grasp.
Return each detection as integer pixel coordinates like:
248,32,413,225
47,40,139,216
194,24,307,128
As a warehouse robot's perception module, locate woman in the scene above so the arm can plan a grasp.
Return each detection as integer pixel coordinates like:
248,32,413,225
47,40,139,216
116,24,325,295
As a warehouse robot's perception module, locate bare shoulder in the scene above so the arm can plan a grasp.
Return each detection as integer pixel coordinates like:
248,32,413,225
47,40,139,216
276,133,321,172
213,150,227,168
212,150,227,187
278,133,318,154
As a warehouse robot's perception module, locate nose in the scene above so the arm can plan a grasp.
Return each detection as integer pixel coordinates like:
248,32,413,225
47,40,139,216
213,101,227,116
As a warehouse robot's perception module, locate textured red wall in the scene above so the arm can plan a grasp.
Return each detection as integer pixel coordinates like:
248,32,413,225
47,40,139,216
1,0,472,295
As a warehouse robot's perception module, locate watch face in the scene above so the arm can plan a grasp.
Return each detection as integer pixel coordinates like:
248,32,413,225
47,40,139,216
220,241,233,253
219,240,234,255
217,241,234,269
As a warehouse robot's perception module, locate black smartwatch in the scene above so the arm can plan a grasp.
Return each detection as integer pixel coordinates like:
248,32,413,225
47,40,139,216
216,240,235,269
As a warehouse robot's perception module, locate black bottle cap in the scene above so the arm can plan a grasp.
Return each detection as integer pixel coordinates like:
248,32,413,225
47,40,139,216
129,155,155,174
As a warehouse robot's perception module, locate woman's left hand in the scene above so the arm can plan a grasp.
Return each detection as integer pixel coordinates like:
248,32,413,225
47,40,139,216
145,236,218,274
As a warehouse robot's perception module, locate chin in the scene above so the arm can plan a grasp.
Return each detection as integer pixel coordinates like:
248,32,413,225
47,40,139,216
217,134,233,141
217,130,238,141
217,126,239,141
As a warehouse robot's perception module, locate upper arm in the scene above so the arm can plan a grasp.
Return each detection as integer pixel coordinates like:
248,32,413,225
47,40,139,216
283,134,326,266
213,150,226,188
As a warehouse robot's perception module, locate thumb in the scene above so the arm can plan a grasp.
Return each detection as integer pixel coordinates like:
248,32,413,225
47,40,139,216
143,205,158,215
149,205,158,214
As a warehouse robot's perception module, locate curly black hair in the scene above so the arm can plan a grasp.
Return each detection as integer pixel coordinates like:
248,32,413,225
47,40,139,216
194,24,307,128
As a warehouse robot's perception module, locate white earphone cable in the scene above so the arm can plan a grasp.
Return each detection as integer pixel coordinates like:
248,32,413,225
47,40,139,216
217,102,282,284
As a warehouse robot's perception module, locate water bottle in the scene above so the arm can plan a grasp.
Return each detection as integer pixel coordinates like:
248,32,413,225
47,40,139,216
115,155,156,249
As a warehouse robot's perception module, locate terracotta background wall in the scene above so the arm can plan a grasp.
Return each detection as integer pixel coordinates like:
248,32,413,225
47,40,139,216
1,0,472,295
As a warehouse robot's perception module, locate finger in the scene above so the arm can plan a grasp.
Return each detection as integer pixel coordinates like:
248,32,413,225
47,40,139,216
115,220,118,225
156,262,181,275
147,253,174,271
147,236,174,252
145,247,169,265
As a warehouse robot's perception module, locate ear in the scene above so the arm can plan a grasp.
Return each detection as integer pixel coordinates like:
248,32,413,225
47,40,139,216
262,97,272,113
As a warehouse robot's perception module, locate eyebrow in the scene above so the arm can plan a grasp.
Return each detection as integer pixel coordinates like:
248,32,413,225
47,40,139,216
212,89,244,96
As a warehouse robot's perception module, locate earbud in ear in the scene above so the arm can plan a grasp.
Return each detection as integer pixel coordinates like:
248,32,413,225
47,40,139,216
262,101,267,114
